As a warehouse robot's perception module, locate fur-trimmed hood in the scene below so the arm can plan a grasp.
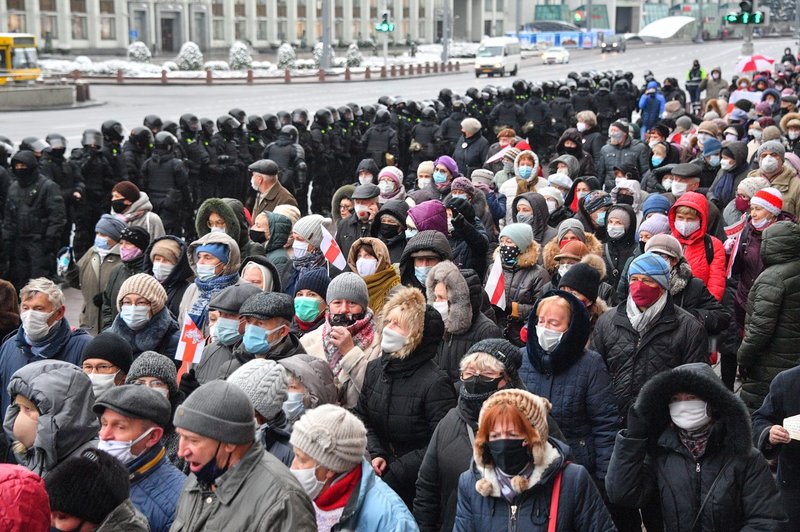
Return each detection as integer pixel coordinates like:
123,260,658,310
425,261,472,335
780,111,800,134
634,362,753,455
346,237,393,273
331,184,356,223
669,258,693,295
378,287,444,362
513,149,540,179
472,438,567,498
542,233,603,273
195,197,241,244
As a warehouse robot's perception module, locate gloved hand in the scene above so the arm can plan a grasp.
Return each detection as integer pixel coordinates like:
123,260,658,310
92,293,104,308
179,369,201,397
626,403,649,439
450,210,466,228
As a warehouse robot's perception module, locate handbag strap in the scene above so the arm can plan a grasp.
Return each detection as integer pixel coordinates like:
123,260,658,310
548,466,565,532
690,457,734,531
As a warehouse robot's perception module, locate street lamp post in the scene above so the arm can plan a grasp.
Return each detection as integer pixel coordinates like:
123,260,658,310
321,0,332,70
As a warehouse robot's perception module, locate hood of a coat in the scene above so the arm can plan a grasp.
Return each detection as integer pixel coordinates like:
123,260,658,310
399,230,453,285
563,175,602,210
3,361,99,472
723,140,749,169
187,231,242,276
346,237,393,273
265,211,291,252
331,184,356,223
0,464,51,530
607,203,638,246
611,179,646,213
278,353,337,408
195,197,241,245
370,199,409,246
355,158,380,179
634,362,753,455
525,289,592,374
408,200,448,234
548,153,580,178
513,149,540,179
379,287,443,362
472,437,567,497
556,128,585,157
780,112,800,134
143,235,194,286
669,191,709,244
761,221,800,266
512,192,550,243
222,198,254,249
425,261,472,335
239,255,283,293
125,191,154,214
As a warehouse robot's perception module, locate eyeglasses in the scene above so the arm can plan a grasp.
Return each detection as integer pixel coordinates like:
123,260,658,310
82,363,117,374
133,378,168,390
460,370,502,382
207,220,226,229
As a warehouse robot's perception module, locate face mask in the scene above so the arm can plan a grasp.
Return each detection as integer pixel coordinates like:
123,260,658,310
433,171,448,184
111,199,128,214
669,399,711,431
707,155,721,168
546,200,557,214
616,194,634,206
749,129,762,140
725,133,738,142
752,216,774,230
21,310,57,342
712,72,720,79
671,181,688,197
293,297,321,323
432,301,449,321
485,438,531,475
89,372,117,398
208,321,219,343
120,246,143,262
576,121,587,132
379,223,401,240
414,265,431,285
536,325,563,352
405,228,418,240
152,262,174,282
720,159,734,171
355,204,370,220
381,326,408,353
503,161,514,173
209,227,226,234
356,257,378,277
452,193,468,201
98,428,154,464
418,177,431,189
735,196,750,212
696,133,710,146
195,442,230,487
292,241,309,259
359,175,373,186
94,235,111,250
609,131,624,145
607,225,625,239
516,212,533,225
790,131,800,141
760,155,780,174
243,323,280,355
250,176,261,191
283,391,306,421
378,181,395,195
577,190,589,200
630,280,663,308
662,178,673,191
216,316,242,346
462,376,503,396
557,264,571,278
651,155,664,167
675,219,700,237
120,304,150,331
518,166,533,180
196,263,218,281
249,228,267,244
291,466,325,499
499,244,521,265
595,211,607,226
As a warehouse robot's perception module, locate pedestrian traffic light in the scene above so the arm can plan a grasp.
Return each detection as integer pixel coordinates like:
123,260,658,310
375,11,395,32
724,10,764,24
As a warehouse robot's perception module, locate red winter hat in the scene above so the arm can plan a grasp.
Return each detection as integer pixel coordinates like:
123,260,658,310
750,187,783,216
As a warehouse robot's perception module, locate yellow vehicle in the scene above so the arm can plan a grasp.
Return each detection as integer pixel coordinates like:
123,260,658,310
0,33,41,85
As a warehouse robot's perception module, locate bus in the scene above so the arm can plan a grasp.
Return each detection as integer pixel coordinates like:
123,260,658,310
0,33,41,85
474,37,521,78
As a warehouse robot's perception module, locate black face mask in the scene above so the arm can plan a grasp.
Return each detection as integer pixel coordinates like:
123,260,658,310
111,199,129,213
195,442,231,487
14,167,36,186
249,228,267,244
616,194,634,206
330,312,365,327
499,245,521,265
462,375,503,396
485,438,532,475
639,241,647,253
379,223,401,240
458,377,503,422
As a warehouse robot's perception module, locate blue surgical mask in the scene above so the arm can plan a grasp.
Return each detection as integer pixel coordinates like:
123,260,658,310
518,166,533,180
196,263,218,281
215,317,242,346
596,211,607,226
283,391,305,421
405,228,418,240
707,155,721,167
651,155,664,167
95,235,111,250
414,265,431,285
433,171,447,184
242,323,271,355
452,193,468,200
503,161,514,173
119,304,150,331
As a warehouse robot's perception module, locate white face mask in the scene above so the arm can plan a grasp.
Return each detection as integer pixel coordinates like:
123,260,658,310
152,262,174,282
536,325,563,352
120,304,150,331
671,180,688,197
752,216,773,230
576,122,587,132
749,129,762,140
20,310,57,342
209,227,226,234
669,399,711,431
291,466,325,499
355,204,371,220
607,225,626,239
662,178,673,192
359,175,373,186
98,427,154,465
356,257,378,277
546,199,558,214
250,176,261,192
196,263,218,281
719,159,734,171
558,264,571,278
675,220,701,237
292,240,309,259
378,181,395,195
432,301,449,321
89,372,118,398
790,131,800,141
418,177,431,189
760,155,780,174
381,326,408,353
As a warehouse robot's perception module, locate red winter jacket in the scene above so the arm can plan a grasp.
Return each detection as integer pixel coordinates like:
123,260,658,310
669,191,727,301
0,464,50,532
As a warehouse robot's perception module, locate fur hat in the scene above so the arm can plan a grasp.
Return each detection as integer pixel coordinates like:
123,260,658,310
379,286,427,360
696,121,719,137
425,261,472,335
116,273,167,314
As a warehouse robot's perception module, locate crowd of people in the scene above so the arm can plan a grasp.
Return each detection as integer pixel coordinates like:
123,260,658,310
2,55,800,531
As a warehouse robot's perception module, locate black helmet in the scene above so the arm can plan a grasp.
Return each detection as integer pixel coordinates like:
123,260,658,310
439,88,453,104
314,108,333,127
558,85,571,98
348,102,363,117
567,71,579,81
337,105,353,122
228,108,247,124
465,87,480,100
11,150,38,171
500,87,515,101
248,158,279,175
577,77,591,89
246,114,267,133
200,118,215,137
598,78,611,90
162,120,179,137
291,108,308,127
217,115,241,137
262,113,281,133
129,126,154,150
420,107,437,120
452,98,467,111
277,110,292,126
280,124,298,142
531,85,544,98
154,131,177,151
143,114,163,132
375,109,390,124
512,79,528,95
326,106,340,122
377,95,395,107
81,129,103,148
179,113,200,132
101,120,125,143
20,137,48,154
45,133,67,151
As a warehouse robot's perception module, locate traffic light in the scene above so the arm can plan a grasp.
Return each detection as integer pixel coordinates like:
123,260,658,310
724,10,764,24
573,10,584,23
376,11,395,32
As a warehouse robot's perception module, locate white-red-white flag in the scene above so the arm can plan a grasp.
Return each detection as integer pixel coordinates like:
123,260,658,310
485,145,511,165
175,316,205,383
484,259,506,310
320,225,347,270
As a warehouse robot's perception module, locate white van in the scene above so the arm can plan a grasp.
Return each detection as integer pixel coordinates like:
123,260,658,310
474,37,522,78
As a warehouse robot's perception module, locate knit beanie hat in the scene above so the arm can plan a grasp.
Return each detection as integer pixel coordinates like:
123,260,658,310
697,120,719,137
378,166,403,187
293,214,331,249
628,252,670,290
326,272,369,309
559,262,600,302
45,449,130,525
607,207,632,229
547,173,573,190
702,138,722,156
556,218,586,244
755,101,772,115
434,155,459,177
751,187,783,216
239,292,295,322
642,194,671,218
112,180,141,203
762,125,781,141
644,233,684,259
582,191,612,214
174,380,255,444
227,359,288,421
82,332,133,374
116,273,168,314
290,404,367,473
150,238,181,264
295,268,331,299
675,116,692,130
639,213,671,237
119,226,150,253
196,242,229,265
125,351,178,398
758,140,785,159
451,177,476,196
417,160,434,176
466,338,523,378
503,147,521,163
539,186,564,207
471,168,495,187
461,117,482,136
610,121,629,134
554,240,588,262
94,214,126,242
737,176,771,199
500,223,534,251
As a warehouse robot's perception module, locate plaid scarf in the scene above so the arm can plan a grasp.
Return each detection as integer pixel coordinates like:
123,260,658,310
188,272,239,329
321,310,375,375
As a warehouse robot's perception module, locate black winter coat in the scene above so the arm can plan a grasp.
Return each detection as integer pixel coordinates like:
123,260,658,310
453,134,489,179
523,98,553,131
336,213,372,266
445,198,489,280
489,101,524,131
263,133,305,191
2,174,66,242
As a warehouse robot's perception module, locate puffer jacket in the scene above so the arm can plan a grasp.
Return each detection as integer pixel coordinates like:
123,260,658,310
519,290,618,485
668,191,726,301
444,197,489,279
354,289,457,506
596,135,651,191
264,211,292,289
128,444,186,532
738,221,800,412
453,132,489,178
77,243,121,335
96,499,150,532
0,464,51,530
143,235,194,320
592,295,709,422
398,230,452,291
370,200,409,263
454,438,614,531
3,360,98,478
606,363,787,531
426,263,502,385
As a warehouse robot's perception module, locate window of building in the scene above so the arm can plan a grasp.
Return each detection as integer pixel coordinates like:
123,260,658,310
352,2,360,18
71,15,87,39
99,0,113,13
213,18,224,40
212,0,224,17
7,0,24,10
256,0,266,17
8,14,26,32
277,0,287,17
100,17,115,39
277,19,287,41
497,0,504,11
235,20,246,40
40,14,58,38
297,0,306,18
234,0,245,17
257,20,267,40
335,0,343,18
370,5,377,18
40,0,55,9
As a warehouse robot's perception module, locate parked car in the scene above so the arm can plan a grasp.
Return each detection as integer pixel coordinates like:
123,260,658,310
601,36,626,53
541,46,570,64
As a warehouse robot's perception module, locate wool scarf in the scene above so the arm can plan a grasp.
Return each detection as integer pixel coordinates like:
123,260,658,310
188,272,239,329
321,310,375,374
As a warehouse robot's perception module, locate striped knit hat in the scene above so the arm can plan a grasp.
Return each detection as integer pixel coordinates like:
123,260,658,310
750,187,783,216
628,252,671,289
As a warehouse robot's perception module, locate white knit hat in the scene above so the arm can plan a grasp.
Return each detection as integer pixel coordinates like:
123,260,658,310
289,404,367,472
750,187,783,216
539,186,565,207
227,359,288,421
547,172,573,190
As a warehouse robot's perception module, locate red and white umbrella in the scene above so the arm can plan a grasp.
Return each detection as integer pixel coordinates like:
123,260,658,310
736,54,775,73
